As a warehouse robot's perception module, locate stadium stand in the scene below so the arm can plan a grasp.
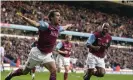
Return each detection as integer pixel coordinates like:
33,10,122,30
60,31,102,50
1,1,133,38
1,36,133,69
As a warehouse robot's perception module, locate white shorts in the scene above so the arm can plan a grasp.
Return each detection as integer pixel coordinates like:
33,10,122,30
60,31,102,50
56,54,70,68
86,53,105,69
25,47,55,69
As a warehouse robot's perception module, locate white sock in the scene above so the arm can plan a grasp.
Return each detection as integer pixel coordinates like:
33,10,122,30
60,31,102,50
32,73,35,78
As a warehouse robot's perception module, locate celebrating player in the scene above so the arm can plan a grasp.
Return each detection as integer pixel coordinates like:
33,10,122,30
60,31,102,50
83,23,112,80
5,10,72,80
56,35,73,80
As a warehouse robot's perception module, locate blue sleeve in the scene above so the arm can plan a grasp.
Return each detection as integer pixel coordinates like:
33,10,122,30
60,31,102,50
86,34,96,46
59,26,64,32
38,20,49,30
56,42,63,50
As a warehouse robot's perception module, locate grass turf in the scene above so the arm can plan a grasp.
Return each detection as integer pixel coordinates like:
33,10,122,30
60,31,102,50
1,71,133,80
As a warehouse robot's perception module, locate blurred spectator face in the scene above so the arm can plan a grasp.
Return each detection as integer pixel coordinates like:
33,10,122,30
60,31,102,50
119,24,126,31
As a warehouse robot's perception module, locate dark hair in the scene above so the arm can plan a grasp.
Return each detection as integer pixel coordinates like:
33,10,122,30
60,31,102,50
48,10,59,21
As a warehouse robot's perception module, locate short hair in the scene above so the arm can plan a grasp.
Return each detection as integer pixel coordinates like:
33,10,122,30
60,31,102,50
48,10,60,21
102,23,110,28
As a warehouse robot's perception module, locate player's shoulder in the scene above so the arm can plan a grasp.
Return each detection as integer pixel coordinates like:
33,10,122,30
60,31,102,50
106,33,112,40
93,31,100,37
106,33,111,37
39,20,49,28
62,41,65,43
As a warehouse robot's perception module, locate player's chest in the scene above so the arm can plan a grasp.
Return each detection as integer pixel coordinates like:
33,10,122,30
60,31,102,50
48,27,59,38
97,37,109,44
63,44,72,50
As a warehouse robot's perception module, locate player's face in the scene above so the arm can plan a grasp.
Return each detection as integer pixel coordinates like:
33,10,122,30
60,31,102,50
102,25,109,33
52,12,61,25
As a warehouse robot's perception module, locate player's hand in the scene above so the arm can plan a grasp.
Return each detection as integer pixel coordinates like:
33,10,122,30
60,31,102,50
66,24,73,28
102,43,109,48
16,12,23,17
103,44,108,47
94,46,101,51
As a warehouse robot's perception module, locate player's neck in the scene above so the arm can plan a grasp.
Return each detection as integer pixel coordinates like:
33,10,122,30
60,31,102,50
101,32,106,37
65,40,69,43
50,22,59,27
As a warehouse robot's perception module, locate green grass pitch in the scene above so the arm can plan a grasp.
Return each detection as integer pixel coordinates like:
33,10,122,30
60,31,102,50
1,71,133,80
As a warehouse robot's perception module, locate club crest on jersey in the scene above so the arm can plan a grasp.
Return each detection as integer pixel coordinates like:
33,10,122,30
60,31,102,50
64,44,67,47
106,39,109,43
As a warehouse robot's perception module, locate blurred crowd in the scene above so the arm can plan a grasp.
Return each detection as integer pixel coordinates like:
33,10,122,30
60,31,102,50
1,1,133,38
1,36,133,69
1,36,32,65
106,47,133,69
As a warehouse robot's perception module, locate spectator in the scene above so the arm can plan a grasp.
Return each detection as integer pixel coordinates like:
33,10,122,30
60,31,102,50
1,36,133,69
1,1,133,38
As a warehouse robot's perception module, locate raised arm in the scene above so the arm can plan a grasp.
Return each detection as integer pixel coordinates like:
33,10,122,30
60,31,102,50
16,12,40,27
62,24,73,30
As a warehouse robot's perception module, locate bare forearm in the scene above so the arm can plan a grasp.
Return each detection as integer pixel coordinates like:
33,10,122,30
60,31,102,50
87,44,99,50
22,16,40,27
57,50,67,54
62,24,72,30
62,26,69,30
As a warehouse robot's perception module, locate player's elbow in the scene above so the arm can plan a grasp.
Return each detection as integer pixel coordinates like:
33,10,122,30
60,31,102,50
34,23,40,27
86,43,91,48
56,48,59,51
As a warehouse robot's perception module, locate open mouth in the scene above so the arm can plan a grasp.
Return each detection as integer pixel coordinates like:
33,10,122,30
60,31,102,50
58,19,61,22
103,29,108,32
104,28,108,30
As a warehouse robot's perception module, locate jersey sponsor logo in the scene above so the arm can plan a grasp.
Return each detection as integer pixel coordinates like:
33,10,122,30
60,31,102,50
64,44,72,50
98,38,101,40
64,44,67,47
50,31,58,37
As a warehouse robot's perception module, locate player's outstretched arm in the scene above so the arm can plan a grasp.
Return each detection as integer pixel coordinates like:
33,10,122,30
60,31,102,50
62,24,73,30
57,49,68,54
16,12,40,27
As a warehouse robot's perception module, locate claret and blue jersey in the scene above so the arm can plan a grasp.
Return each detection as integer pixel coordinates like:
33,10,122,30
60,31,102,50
38,20,64,32
86,32,112,58
37,20,64,54
56,41,72,57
